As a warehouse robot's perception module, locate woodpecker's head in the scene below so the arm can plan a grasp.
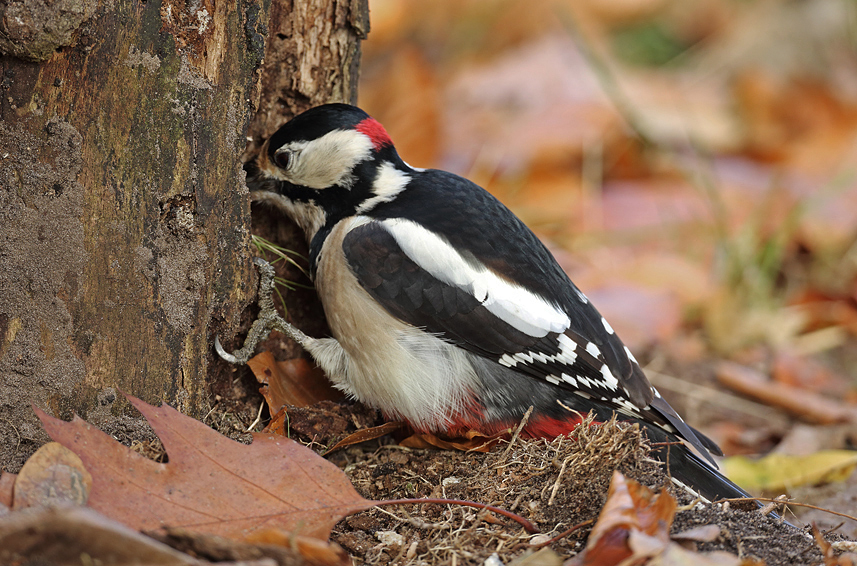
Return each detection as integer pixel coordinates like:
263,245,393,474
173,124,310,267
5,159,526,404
247,104,402,240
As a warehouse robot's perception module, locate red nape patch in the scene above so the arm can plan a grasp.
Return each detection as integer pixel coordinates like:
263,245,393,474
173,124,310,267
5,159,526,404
355,118,393,150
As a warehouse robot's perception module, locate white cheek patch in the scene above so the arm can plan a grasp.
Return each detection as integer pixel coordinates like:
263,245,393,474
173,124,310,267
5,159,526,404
357,161,410,213
382,218,570,338
284,129,374,190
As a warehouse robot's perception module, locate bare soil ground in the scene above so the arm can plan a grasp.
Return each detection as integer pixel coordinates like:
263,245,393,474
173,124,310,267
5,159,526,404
294,403,823,566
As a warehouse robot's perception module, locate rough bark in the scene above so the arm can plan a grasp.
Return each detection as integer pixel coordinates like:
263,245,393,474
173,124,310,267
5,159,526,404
245,0,368,151
0,0,368,472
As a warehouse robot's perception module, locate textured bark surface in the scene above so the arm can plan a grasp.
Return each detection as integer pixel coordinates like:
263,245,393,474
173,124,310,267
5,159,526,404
0,0,368,472
239,0,368,362
245,0,368,152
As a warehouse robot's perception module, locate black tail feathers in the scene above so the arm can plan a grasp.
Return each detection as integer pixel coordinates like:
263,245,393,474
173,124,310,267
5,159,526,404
646,430,794,525
652,439,752,503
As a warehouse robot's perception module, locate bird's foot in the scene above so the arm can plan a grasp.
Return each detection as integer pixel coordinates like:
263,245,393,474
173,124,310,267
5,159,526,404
214,257,310,365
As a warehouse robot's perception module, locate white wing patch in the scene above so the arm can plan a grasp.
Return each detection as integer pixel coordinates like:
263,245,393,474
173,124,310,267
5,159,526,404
561,374,578,387
585,342,601,358
601,316,614,335
600,364,619,389
357,161,410,213
382,218,570,338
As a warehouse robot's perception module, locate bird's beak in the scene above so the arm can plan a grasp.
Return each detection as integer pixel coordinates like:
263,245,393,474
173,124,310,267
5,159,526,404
243,159,265,192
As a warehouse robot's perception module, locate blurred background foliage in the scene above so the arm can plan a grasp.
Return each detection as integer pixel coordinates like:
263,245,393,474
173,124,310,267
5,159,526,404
356,1,857,519
358,0,857,361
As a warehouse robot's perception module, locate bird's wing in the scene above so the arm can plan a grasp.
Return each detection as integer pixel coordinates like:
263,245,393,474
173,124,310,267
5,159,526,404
341,216,720,464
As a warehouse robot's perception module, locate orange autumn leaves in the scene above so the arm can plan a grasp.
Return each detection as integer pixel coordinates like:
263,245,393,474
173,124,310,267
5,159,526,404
571,472,761,566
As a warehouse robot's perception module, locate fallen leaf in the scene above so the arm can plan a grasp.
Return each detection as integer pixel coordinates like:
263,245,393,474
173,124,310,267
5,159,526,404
650,543,763,565
772,423,856,457
585,284,682,351
772,350,849,395
809,522,857,566
267,401,382,447
0,506,198,565
265,406,289,436
508,546,563,566
246,528,351,565
35,394,374,540
324,422,405,454
0,472,15,509
567,471,675,565
400,429,506,452
12,442,91,509
723,451,857,492
248,352,343,411
155,527,350,566
569,472,757,565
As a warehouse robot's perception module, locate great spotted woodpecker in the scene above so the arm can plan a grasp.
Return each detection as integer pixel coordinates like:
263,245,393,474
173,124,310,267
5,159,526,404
239,103,753,504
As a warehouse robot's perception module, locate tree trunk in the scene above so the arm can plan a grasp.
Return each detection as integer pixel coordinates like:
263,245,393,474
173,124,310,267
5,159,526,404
0,0,368,472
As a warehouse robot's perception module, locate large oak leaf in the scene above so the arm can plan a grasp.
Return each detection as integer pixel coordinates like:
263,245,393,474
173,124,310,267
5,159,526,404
34,395,373,540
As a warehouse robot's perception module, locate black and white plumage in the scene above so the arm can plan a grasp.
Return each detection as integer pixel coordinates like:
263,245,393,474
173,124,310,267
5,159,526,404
245,103,752,503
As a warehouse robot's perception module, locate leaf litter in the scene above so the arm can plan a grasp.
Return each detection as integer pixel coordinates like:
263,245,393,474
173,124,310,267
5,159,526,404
328,412,824,565
0,392,842,565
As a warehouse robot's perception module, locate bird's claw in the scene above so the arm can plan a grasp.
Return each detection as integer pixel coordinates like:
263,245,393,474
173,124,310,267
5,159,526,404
214,258,279,365
214,257,308,365
214,335,240,364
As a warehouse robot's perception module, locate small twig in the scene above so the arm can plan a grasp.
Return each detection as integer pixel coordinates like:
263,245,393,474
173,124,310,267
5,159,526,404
758,494,789,518
548,455,572,506
502,406,533,458
530,519,594,549
676,494,706,512
1,417,21,451
246,401,265,432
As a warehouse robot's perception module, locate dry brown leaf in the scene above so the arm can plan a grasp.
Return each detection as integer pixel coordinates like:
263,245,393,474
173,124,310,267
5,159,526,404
814,522,838,566
248,351,343,411
0,472,15,509
12,442,91,509
772,350,848,396
399,429,507,452
264,406,290,436
35,394,374,540
567,471,675,565
649,543,764,566
735,73,857,175
246,528,351,565
717,361,857,424
324,422,405,454
156,527,350,566
671,525,721,544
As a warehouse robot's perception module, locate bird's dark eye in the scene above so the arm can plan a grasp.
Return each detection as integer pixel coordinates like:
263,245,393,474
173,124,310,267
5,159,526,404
274,149,293,170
